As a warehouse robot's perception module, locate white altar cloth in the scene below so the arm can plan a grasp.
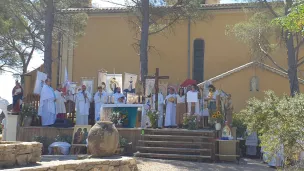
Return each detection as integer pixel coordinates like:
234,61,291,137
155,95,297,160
99,104,146,128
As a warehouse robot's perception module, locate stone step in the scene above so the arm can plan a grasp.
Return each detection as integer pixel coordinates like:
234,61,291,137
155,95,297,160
143,129,215,137
134,152,212,160
137,146,212,153
144,128,215,135
141,134,211,141
138,140,212,146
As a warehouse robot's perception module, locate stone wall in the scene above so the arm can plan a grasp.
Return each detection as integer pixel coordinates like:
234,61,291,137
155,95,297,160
0,141,42,168
19,157,138,171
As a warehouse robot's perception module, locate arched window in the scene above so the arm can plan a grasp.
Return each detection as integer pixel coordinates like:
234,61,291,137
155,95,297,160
193,39,205,83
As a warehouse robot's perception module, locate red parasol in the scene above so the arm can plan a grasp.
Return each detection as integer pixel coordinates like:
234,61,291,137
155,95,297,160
180,79,197,87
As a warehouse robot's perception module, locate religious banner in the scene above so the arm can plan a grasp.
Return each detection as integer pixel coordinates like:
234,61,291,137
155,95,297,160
81,78,94,96
97,69,107,87
33,71,47,95
159,81,168,96
123,73,137,93
106,74,122,93
145,79,155,97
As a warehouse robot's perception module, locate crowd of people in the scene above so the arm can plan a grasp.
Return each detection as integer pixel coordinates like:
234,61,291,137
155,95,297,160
15,78,232,129
149,83,228,128
37,78,127,126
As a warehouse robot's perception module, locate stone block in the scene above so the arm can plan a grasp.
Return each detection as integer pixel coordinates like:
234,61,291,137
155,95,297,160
16,154,29,166
119,165,131,171
56,165,64,171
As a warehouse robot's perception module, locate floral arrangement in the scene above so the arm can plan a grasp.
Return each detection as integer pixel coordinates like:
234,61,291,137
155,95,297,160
210,111,224,123
182,114,198,130
110,110,128,127
146,110,159,128
20,104,37,117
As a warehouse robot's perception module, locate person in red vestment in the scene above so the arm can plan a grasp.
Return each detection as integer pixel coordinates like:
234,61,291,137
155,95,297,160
12,80,23,112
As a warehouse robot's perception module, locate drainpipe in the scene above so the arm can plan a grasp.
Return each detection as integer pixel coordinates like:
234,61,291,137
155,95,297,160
187,16,191,79
56,31,62,86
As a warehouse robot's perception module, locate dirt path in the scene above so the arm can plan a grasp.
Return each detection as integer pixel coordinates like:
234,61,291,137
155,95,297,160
136,157,275,171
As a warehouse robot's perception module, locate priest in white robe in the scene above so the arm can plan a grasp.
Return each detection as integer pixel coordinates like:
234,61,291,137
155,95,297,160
94,86,107,121
165,87,177,127
113,87,125,104
38,78,56,126
54,85,66,119
153,92,164,128
76,85,92,125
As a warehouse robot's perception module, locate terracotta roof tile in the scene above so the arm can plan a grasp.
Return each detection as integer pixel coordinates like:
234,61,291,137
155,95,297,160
61,3,253,13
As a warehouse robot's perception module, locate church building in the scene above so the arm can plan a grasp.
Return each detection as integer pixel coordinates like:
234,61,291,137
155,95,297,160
24,1,304,112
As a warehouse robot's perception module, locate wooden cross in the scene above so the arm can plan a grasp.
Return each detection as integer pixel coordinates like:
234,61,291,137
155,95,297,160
145,68,169,110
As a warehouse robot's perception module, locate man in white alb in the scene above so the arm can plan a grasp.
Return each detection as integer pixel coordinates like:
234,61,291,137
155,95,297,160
94,85,107,121
113,87,125,104
76,85,92,125
38,78,56,126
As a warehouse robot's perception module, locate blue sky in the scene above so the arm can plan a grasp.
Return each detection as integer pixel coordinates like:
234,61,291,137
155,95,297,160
0,0,236,103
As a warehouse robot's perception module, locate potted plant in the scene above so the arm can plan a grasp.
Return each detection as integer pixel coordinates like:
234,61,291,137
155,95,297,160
182,114,198,130
211,111,224,130
146,110,159,129
20,104,38,127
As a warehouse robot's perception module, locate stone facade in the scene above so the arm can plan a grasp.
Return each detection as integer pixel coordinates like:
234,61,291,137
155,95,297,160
0,141,42,168
17,157,138,171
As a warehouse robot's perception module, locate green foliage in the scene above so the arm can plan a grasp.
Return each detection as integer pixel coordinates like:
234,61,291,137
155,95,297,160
183,114,198,130
226,10,282,61
273,3,304,35
0,0,87,76
237,91,304,164
231,114,247,138
146,110,159,128
119,136,128,147
20,104,38,117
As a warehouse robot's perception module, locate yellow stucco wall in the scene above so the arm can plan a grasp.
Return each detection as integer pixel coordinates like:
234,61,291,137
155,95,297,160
51,8,303,111
212,67,304,112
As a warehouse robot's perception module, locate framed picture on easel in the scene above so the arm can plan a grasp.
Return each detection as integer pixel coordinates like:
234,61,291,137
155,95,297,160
72,125,91,146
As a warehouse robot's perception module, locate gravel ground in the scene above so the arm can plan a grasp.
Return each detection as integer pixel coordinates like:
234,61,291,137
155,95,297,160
135,157,275,171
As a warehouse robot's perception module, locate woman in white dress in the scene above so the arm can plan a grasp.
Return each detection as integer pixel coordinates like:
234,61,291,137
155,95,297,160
176,88,186,128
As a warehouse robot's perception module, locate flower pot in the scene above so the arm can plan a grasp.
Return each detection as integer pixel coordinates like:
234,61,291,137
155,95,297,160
215,122,221,131
23,116,33,127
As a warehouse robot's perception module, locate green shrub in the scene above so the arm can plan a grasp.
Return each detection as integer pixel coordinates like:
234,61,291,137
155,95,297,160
237,91,304,165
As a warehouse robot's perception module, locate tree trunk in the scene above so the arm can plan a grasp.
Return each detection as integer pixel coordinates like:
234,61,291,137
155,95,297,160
286,33,300,96
285,0,300,96
44,0,55,79
139,0,149,83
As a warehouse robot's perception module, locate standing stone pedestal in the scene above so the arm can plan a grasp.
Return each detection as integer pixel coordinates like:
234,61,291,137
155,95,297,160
0,97,18,141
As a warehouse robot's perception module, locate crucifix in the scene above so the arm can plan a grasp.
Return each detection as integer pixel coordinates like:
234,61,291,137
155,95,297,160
145,68,169,110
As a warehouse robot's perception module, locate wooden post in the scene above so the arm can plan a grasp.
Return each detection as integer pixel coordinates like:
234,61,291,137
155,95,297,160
145,68,169,110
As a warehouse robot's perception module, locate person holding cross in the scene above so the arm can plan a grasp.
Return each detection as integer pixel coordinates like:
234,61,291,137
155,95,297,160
164,87,177,128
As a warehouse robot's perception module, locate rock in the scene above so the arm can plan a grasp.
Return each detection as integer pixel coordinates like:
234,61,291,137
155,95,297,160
119,165,131,171
87,121,119,157
16,154,29,166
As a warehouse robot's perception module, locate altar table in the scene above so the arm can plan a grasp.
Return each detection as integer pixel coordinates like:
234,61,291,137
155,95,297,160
99,104,146,128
